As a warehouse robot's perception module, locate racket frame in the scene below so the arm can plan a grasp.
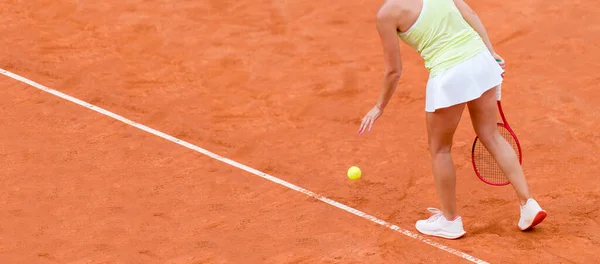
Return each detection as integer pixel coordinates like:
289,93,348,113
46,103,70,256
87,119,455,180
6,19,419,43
471,82,523,186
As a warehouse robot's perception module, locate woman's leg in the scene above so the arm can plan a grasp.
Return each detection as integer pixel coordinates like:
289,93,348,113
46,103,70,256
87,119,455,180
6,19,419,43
415,102,468,239
466,87,531,204
467,86,546,230
426,102,467,220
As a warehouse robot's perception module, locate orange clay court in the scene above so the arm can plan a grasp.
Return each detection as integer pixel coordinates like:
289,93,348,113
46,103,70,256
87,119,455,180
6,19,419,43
0,0,599,263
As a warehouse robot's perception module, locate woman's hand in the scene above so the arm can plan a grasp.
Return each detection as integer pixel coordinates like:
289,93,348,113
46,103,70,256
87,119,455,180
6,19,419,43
358,105,383,134
492,53,506,71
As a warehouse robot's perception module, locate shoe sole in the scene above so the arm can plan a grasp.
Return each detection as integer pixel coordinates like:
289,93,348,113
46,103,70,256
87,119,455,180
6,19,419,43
519,210,547,231
416,228,467,240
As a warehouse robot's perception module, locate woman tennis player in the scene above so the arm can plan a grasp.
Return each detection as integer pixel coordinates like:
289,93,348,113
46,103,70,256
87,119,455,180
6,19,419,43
358,0,547,239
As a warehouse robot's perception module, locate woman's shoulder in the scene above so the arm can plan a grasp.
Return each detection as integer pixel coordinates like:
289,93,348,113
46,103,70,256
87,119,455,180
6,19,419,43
377,0,415,21
378,0,409,14
378,0,423,33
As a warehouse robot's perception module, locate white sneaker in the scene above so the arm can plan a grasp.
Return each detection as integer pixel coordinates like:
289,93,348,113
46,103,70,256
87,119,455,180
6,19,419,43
518,198,547,231
415,208,466,239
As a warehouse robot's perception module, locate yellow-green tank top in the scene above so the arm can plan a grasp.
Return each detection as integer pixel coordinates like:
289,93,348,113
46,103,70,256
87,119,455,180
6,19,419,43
398,0,488,77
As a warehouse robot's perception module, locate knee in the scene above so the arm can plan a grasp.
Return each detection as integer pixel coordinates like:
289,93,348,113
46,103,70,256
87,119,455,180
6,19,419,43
428,138,453,156
477,130,501,147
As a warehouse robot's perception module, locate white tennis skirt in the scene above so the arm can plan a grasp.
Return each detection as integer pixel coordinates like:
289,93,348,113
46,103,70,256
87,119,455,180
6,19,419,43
425,50,504,112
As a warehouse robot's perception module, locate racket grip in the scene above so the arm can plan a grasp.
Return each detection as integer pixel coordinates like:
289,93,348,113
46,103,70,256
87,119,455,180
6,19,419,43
495,59,503,101
496,83,502,101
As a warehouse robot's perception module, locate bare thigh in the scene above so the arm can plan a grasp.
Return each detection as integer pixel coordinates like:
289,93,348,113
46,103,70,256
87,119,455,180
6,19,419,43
426,103,466,153
467,87,498,140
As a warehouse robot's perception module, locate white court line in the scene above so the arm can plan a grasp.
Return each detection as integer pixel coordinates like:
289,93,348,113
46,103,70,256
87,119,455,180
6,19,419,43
1,68,489,264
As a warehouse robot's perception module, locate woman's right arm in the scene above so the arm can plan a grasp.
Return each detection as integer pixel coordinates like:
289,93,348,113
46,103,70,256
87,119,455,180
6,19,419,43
453,1,495,52
453,0,505,68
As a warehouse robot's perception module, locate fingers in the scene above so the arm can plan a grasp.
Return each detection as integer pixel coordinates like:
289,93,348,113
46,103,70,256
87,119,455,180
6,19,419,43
359,119,369,134
494,57,506,70
358,107,382,134
358,116,373,134
359,116,378,134
358,118,367,134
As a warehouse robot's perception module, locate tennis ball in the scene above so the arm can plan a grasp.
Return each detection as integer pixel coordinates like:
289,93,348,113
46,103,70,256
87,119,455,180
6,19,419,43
347,166,361,180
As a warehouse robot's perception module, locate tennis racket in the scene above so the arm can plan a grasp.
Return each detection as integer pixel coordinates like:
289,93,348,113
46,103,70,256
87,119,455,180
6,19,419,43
471,77,523,186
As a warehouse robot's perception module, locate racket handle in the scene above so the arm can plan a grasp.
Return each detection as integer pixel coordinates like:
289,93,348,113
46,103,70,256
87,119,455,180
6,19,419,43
495,59,503,101
496,83,502,101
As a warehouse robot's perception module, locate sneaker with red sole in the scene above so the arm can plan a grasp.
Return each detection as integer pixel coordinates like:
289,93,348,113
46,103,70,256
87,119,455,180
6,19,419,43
518,198,547,231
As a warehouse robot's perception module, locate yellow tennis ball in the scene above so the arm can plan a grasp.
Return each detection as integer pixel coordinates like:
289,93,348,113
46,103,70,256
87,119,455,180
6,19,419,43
347,166,361,180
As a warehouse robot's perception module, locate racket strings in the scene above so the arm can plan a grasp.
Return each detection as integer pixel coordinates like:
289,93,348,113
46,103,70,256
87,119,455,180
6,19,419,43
473,125,520,185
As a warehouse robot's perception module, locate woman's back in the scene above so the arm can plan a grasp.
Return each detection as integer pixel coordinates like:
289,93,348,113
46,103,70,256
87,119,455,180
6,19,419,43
395,0,487,77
